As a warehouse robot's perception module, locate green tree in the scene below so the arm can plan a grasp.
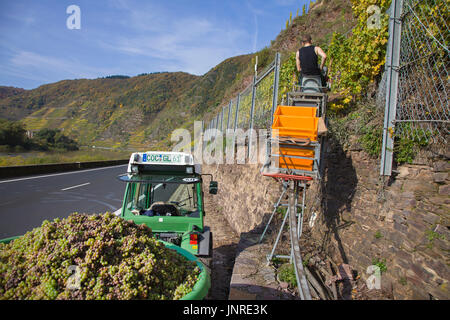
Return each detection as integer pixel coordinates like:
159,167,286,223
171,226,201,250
0,119,27,147
34,128,79,151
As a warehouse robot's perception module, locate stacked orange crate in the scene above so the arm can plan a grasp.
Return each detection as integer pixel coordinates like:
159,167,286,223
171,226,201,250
272,106,319,172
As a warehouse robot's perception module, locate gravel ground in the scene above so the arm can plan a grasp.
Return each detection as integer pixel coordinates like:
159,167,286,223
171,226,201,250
202,188,240,300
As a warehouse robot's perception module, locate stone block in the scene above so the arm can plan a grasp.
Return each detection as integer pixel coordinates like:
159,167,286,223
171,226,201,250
434,238,450,251
397,166,410,179
392,213,406,224
411,286,431,300
423,259,450,280
410,263,434,284
407,220,428,233
433,161,450,172
385,231,405,247
396,257,411,270
399,191,415,199
433,172,448,184
395,249,413,262
438,184,450,196
422,212,441,225
428,196,450,206
402,181,436,194
434,224,450,238
394,221,408,233
405,269,423,286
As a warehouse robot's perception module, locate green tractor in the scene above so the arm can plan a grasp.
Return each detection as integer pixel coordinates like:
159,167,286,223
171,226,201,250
117,151,217,258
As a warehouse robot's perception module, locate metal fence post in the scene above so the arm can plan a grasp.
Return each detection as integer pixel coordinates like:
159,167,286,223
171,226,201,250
227,100,232,130
215,113,219,140
380,0,403,176
220,107,224,132
234,93,240,132
271,52,281,125
248,75,257,159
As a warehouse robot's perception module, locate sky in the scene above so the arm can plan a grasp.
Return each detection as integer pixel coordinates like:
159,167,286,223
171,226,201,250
0,0,310,90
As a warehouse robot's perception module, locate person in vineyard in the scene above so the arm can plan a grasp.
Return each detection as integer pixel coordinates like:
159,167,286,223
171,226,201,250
296,34,327,87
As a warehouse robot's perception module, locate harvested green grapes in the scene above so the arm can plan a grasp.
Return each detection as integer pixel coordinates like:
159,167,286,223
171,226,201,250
0,213,200,300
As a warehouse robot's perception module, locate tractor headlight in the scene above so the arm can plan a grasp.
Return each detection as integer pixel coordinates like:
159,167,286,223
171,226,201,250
130,165,139,174
186,166,193,174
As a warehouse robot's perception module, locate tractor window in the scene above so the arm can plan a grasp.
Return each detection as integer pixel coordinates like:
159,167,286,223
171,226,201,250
151,182,198,214
125,182,199,216
152,183,197,213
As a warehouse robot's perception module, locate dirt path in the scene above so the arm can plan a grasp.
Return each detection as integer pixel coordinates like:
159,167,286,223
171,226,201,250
203,187,240,300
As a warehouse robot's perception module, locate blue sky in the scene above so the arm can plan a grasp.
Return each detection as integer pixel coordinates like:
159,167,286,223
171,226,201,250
0,0,310,89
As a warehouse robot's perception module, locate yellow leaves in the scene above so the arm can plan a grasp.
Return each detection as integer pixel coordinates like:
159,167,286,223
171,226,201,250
388,127,394,138
343,95,352,104
330,102,347,112
328,0,389,101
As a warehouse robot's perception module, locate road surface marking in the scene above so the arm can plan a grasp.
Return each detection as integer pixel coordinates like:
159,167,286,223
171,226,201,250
0,164,127,184
61,182,91,191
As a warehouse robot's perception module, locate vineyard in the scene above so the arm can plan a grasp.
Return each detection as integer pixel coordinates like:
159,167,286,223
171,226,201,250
203,0,448,169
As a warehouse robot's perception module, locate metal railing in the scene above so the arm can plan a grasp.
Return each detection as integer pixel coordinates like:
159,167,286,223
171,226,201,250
380,0,449,176
201,53,281,158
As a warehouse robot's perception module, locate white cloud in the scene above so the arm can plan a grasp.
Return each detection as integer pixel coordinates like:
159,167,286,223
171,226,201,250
102,2,252,75
9,50,118,80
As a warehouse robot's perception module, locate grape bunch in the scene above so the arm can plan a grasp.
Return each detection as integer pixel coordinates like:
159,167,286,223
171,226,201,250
0,213,200,300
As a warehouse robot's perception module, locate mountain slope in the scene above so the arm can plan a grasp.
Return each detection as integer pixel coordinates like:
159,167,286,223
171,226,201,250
0,86,25,100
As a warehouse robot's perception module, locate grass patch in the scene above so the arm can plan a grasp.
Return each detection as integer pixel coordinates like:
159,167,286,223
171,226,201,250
425,229,444,249
277,263,297,287
372,258,387,273
360,124,383,158
399,277,407,286
0,149,129,167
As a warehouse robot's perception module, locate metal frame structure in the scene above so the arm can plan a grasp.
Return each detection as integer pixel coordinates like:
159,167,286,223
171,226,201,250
259,85,328,300
258,175,313,300
380,0,403,176
380,0,448,176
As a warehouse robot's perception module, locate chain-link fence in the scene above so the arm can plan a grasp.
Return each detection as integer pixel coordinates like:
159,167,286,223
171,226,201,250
380,0,449,176
201,53,281,155
253,61,277,130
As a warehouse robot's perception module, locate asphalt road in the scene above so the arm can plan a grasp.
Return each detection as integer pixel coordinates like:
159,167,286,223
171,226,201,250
0,164,128,239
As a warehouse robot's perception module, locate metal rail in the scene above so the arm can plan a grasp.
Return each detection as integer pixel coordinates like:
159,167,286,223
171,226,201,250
288,180,312,300
260,176,313,300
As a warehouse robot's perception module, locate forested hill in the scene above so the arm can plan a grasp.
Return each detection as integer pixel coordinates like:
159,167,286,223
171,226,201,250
0,86,25,100
0,54,252,149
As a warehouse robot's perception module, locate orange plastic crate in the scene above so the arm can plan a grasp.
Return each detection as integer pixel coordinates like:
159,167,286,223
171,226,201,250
274,106,318,118
276,147,314,172
272,115,319,142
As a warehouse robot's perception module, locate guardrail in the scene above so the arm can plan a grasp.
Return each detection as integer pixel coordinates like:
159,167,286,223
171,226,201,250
0,159,129,179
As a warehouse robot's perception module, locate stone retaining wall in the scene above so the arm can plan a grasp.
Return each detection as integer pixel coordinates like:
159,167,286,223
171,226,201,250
203,164,280,235
304,141,450,299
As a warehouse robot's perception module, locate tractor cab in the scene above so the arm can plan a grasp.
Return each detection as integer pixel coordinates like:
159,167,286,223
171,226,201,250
118,151,216,257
